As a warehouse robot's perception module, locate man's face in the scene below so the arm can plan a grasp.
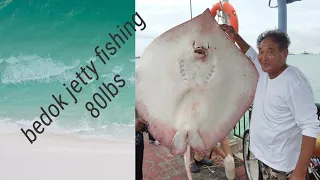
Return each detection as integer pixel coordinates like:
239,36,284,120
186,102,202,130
258,37,288,75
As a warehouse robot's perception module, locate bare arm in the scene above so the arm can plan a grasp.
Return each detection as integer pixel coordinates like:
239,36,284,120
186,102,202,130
233,34,250,54
220,24,250,54
293,136,316,177
220,24,262,75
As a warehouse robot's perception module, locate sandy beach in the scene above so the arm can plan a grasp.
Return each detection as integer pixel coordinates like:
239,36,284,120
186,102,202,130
0,132,135,180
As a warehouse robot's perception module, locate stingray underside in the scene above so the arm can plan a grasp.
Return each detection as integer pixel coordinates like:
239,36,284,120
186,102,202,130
136,9,258,155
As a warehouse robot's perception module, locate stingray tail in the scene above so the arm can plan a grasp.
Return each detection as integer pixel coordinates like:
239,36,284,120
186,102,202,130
183,145,193,180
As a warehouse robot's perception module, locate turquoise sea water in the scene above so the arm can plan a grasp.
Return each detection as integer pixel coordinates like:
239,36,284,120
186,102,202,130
0,0,137,141
235,54,320,137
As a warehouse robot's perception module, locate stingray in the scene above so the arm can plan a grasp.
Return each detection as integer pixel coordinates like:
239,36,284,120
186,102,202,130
136,9,258,179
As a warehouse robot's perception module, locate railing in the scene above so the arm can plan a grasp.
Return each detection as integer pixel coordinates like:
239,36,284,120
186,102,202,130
232,105,252,138
233,103,320,139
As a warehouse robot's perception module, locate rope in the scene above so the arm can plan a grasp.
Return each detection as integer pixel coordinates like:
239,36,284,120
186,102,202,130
215,0,230,25
202,165,216,173
201,157,242,177
210,156,242,167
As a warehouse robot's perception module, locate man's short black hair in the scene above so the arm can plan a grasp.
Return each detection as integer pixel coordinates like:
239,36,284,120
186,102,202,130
256,29,291,51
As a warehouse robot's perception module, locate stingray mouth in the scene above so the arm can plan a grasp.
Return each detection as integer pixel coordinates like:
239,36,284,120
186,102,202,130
194,48,206,54
193,47,208,61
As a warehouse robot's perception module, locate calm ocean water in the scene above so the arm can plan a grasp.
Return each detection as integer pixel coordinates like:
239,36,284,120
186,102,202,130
287,54,320,102
0,0,136,141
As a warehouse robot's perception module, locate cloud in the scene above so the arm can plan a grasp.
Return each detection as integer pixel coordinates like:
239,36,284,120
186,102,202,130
136,0,320,56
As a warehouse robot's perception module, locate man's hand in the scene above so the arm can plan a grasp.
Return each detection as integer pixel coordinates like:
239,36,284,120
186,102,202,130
220,24,238,40
290,136,316,180
288,172,306,180
136,117,148,132
219,24,250,54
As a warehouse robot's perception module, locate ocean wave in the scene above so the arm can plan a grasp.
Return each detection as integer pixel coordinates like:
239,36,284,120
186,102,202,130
126,72,135,86
1,54,80,84
0,54,135,85
0,117,134,141
100,71,135,86
112,65,123,74
0,0,12,10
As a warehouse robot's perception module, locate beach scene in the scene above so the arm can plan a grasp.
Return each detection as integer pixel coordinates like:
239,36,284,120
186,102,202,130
0,0,136,179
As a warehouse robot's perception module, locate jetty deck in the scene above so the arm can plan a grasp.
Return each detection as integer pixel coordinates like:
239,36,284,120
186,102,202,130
142,133,248,180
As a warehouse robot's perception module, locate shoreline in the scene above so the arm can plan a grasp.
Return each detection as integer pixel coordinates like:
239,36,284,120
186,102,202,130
0,132,134,180
0,119,134,143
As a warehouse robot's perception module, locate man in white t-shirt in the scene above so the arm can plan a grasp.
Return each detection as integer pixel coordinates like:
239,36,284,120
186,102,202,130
220,24,320,180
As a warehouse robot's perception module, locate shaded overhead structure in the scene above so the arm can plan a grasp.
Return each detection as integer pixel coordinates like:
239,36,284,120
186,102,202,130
269,0,302,33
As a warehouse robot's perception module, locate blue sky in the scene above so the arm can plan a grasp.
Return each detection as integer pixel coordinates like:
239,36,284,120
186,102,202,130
136,0,320,56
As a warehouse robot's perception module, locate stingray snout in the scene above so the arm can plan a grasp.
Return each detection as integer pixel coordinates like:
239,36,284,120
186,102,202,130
194,47,206,54
193,47,208,62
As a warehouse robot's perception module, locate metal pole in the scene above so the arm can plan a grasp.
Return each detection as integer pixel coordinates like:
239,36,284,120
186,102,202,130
189,0,192,19
277,0,287,33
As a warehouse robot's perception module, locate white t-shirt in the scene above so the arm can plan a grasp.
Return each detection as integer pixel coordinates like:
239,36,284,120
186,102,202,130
245,46,320,172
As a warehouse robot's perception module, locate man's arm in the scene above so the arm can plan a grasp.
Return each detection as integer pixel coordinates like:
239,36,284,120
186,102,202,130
233,34,250,54
220,24,250,54
235,34,263,75
293,136,316,176
287,81,320,177
220,24,262,75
